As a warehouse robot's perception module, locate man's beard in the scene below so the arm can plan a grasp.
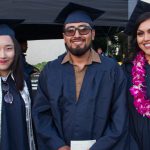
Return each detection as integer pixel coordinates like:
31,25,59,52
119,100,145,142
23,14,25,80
65,42,92,57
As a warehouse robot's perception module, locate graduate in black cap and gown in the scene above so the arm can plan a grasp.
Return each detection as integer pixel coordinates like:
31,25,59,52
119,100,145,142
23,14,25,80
32,2,129,150
0,22,36,150
123,1,150,149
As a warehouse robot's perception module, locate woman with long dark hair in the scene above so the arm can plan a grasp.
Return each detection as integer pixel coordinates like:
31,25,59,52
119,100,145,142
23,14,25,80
123,12,150,150
0,24,36,150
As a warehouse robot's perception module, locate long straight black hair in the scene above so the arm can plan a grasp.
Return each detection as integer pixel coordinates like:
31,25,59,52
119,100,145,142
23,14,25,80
11,36,24,91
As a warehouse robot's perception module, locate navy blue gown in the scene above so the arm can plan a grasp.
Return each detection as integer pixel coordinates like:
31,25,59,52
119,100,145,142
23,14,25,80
1,75,30,150
123,63,150,150
33,54,129,150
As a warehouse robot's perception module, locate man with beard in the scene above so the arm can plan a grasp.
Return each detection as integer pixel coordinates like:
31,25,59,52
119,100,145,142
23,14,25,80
32,2,129,150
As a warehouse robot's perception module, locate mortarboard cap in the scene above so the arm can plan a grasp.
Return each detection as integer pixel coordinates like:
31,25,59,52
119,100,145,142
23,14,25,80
0,19,23,37
55,2,104,24
125,0,150,35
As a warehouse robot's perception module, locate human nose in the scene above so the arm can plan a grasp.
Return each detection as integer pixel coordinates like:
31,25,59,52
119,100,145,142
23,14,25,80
74,29,80,37
144,33,150,41
0,49,6,58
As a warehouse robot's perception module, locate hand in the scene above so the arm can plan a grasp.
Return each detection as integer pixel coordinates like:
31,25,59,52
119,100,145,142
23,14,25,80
58,145,70,150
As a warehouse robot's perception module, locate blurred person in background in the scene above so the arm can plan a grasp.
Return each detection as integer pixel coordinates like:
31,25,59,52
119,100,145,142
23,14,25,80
18,39,39,76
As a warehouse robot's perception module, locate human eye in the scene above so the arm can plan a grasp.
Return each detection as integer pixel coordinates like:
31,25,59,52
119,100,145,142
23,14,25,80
5,45,14,51
79,25,88,29
78,25,91,35
64,27,75,36
66,27,75,32
80,25,91,30
137,31,144,36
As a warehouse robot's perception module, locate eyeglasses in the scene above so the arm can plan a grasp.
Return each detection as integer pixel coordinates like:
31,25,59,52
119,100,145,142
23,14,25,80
64,25,92,37
2,81,13,104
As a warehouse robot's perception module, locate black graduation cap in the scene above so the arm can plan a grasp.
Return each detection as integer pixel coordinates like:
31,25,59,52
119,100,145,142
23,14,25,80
0,19,24,37
125,0,150,35
55,2,105,24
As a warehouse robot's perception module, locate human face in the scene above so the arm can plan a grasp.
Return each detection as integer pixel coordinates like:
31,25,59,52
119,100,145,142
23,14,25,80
137,19,150,61
0,35,15,76
63,22,95,56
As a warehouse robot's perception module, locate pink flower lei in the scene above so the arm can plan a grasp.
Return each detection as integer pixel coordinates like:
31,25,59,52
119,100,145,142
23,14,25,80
130,51,150,118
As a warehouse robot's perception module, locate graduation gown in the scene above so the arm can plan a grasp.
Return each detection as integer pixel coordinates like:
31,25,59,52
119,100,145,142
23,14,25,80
33,54,129,150
123,63,150,150
1,75,30,150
